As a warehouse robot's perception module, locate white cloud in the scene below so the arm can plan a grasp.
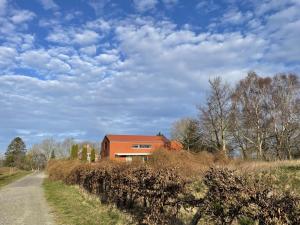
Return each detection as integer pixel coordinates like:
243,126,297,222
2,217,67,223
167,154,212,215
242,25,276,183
88,0,110,14
47,28,101,46
96,53,119,64
74,30,100,45
47,29,71,44
196,0,220,13
47,58,71,73
80,45,97,56
0,46,17,68
10,10,35,24
38,0,59,10
133,0,158,12
20,50,51,69
222,9,253,25
20,49,71,75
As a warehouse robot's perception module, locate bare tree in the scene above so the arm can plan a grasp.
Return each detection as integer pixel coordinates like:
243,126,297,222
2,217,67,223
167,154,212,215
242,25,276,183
231,72,273,160
56,138,75,159
40,138,57,160
27,145,47,170
198,77,232,156
171,118,201,152
269,74,300,159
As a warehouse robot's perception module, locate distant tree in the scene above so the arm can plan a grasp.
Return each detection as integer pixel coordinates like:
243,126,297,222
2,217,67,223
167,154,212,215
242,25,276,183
81,146,87,161
40,138,57,160
56,138,75,159
91,148,96,162
5,137,26,168
70,144,79,159
27,147,47,170
156,132,164,136
50,150,55,159
171,118,201,152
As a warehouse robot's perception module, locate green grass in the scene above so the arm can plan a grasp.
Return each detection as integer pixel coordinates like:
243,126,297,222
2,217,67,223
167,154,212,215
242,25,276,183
0,167,31,188
43,179,134,225
272,165,300,194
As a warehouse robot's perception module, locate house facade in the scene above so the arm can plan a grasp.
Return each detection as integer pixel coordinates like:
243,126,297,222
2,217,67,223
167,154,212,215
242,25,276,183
101,134,178,161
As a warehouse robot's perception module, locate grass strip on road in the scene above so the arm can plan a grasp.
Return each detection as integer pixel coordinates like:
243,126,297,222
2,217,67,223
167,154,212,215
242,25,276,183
43,179,134,225
0,168,32,188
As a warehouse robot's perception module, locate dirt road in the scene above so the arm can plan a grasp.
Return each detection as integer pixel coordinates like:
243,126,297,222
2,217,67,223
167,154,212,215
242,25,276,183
0,172,55,225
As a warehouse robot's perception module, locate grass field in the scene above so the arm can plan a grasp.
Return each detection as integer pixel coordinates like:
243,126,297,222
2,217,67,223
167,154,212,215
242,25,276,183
0,167,31,188
272,164,300,193
43,179,134,225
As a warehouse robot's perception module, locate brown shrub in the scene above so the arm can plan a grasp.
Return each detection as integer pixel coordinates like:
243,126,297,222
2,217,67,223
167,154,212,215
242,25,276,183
48,159,189,225
190,168,300,225
148,148,215,177
47,159,81,181
47,157,300,225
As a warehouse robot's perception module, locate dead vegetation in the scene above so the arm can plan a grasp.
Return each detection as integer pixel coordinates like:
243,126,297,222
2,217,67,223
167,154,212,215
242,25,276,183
47,149,300,225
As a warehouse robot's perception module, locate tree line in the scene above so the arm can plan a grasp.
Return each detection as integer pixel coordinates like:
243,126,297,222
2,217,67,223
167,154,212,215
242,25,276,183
172,72,300,160
2,137,98,170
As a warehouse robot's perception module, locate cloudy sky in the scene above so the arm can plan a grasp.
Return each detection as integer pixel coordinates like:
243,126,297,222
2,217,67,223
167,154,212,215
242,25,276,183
0,0,299,152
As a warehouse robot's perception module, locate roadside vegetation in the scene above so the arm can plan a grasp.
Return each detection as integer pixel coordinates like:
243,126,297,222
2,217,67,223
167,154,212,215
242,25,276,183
46,151,300,225
0,167,31,188
43,179,133,225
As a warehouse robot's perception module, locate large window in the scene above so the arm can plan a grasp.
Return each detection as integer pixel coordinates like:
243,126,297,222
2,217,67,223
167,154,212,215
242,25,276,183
132,144,152,149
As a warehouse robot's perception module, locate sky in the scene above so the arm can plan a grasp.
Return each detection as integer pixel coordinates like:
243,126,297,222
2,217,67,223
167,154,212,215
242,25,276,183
0,0,300,152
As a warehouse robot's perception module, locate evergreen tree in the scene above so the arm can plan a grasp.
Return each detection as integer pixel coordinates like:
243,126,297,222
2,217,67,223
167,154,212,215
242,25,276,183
50,150,55,159
5,137,26,167
90,148,96,162
70,144,79,159
156,132,164,136
81,145,87,161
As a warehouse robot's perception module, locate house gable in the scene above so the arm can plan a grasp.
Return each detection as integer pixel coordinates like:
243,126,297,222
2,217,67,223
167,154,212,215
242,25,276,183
101,134,170,160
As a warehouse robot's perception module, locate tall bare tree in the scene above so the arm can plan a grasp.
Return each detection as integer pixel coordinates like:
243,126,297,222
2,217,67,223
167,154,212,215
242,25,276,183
231,72,273,160
269,74,300,159
199,77,232,156
39,138,57,160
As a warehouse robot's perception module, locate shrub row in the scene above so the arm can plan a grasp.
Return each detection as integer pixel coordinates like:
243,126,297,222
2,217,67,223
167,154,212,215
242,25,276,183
47,159,300,225
49,160,189,224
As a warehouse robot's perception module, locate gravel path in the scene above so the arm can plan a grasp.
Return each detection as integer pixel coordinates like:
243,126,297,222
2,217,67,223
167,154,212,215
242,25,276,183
0,172,55,225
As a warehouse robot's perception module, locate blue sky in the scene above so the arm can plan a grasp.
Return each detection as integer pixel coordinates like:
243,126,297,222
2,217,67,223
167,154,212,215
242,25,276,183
0,0,300,152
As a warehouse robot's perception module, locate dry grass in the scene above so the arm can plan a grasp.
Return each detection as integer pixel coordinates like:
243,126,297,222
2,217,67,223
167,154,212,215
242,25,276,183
44,179,133,225
231,159,300,171
0,167,31,188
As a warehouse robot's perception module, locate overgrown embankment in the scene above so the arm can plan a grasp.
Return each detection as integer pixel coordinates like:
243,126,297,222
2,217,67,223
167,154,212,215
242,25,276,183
46,150,300,225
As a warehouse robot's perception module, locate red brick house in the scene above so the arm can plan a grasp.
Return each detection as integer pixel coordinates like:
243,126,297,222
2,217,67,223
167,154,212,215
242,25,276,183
101,134,180,161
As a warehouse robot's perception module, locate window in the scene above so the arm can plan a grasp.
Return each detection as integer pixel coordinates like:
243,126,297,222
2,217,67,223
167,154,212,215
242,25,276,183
132,144,152,149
